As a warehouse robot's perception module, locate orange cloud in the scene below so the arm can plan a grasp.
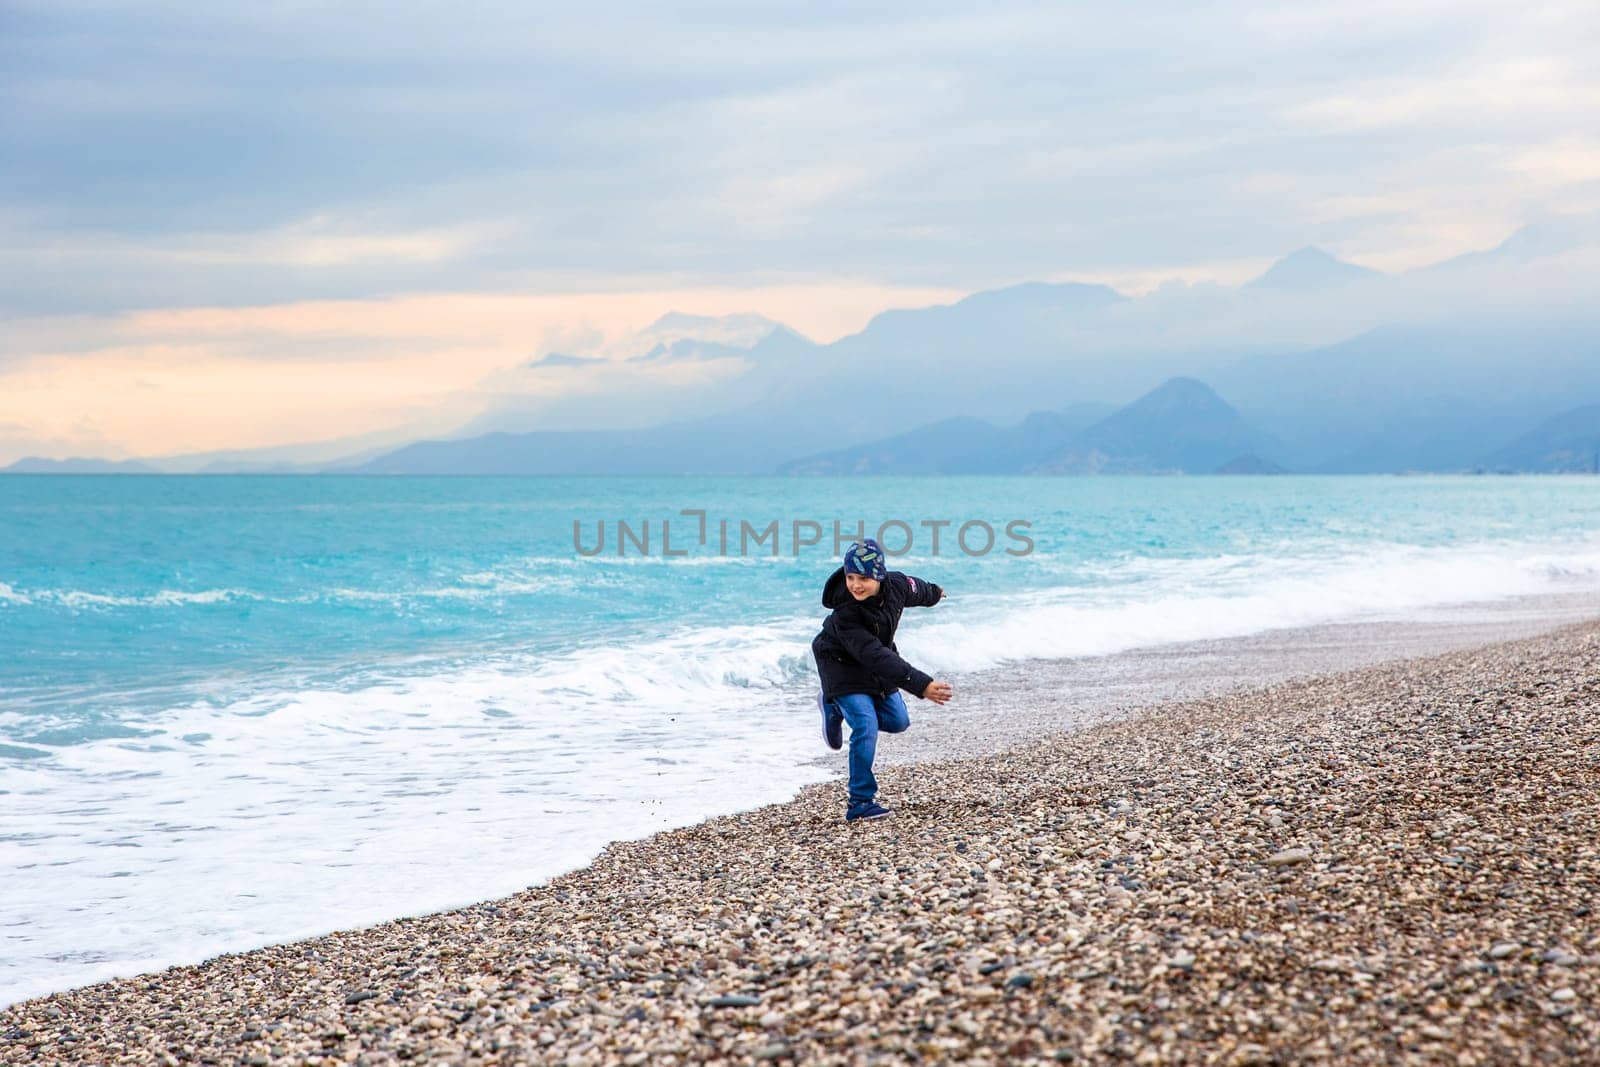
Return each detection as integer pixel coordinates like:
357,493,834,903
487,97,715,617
0,280,965,461
118,282,964,348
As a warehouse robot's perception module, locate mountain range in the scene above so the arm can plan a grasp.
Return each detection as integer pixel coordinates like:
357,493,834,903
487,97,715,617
6,221,1600,476
1482,404,1600,474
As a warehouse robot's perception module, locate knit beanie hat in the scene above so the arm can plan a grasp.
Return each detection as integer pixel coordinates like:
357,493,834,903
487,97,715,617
842,538,888,581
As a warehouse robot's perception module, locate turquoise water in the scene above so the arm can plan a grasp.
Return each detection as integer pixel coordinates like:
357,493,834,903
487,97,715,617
3,474,1599,1005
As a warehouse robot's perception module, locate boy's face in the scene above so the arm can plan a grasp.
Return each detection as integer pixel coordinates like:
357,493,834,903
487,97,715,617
844,572,880,600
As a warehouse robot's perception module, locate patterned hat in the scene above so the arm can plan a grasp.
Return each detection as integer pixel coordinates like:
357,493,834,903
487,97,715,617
842,538,887,581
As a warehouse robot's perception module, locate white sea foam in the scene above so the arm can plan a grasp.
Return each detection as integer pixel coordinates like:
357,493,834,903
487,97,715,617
905,537,1600,671
1,577,580,610
145,588,254,606
0,621,829,1008
575,553,805,566
0,554,802,616
6,533,1600,1007
20,587,262,609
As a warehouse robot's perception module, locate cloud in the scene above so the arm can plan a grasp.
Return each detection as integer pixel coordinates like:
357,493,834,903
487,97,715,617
7,215,500,271
0,280,961,461
1506,137,1600,188
2,0,1597,458
5,0,1598,315
1281,58,1600,133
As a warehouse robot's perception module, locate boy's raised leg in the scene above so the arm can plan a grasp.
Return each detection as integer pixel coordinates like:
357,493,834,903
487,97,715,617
818,690,843,750
874,690,910,734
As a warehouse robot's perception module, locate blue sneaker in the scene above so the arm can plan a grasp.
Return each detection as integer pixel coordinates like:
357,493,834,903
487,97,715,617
845,801,893,823
818,690,843,750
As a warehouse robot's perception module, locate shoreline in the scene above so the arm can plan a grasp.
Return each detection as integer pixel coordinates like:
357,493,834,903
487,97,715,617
4,607,1598,1063
6,590,1594,1011
861,589,1600,770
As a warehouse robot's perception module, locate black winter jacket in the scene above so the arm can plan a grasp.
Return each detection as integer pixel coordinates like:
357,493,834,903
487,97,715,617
811,567,944,701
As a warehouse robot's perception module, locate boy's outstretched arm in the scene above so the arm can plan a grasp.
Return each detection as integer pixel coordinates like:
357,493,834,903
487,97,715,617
895,572,945,608
833,620,938,699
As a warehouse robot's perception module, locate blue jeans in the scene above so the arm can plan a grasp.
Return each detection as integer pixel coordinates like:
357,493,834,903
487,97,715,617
828,691,910,808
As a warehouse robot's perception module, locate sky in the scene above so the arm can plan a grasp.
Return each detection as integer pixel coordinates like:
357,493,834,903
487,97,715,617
2,0,1598,462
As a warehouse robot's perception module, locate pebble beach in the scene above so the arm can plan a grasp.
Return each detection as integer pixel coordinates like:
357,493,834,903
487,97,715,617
5,614,1599,1065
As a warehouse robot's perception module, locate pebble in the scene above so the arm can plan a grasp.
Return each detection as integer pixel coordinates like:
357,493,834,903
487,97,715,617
1264,847,1313,867
6,621,1600,1065
705,994,761,1008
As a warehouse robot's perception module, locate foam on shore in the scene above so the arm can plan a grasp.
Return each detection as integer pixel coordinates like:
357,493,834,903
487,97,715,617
4,612,1598,1064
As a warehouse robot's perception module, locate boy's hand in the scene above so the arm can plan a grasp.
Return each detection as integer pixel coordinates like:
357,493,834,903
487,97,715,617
923,680,953,704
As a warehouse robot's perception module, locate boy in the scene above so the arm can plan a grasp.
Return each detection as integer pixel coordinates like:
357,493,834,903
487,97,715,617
811,538,953,823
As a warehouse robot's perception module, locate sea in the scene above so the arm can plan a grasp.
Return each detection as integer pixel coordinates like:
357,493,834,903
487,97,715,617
4,473,1600,1006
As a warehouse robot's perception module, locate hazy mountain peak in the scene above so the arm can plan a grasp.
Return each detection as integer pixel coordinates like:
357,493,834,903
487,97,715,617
951,280,1126,312
852,280,1125,346
1129,375,1236,413
1028,376,1284,474
2,456,159,474
776,401,1115,475
744,323,819,361
526,352,601,369
1480,401,1600,472
522,311,797,369
641,311,786,346
1245,246,1381,291
1483,218,1600,262
1492,224,1549,259
1414,214,1600,275
626,338,747,363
